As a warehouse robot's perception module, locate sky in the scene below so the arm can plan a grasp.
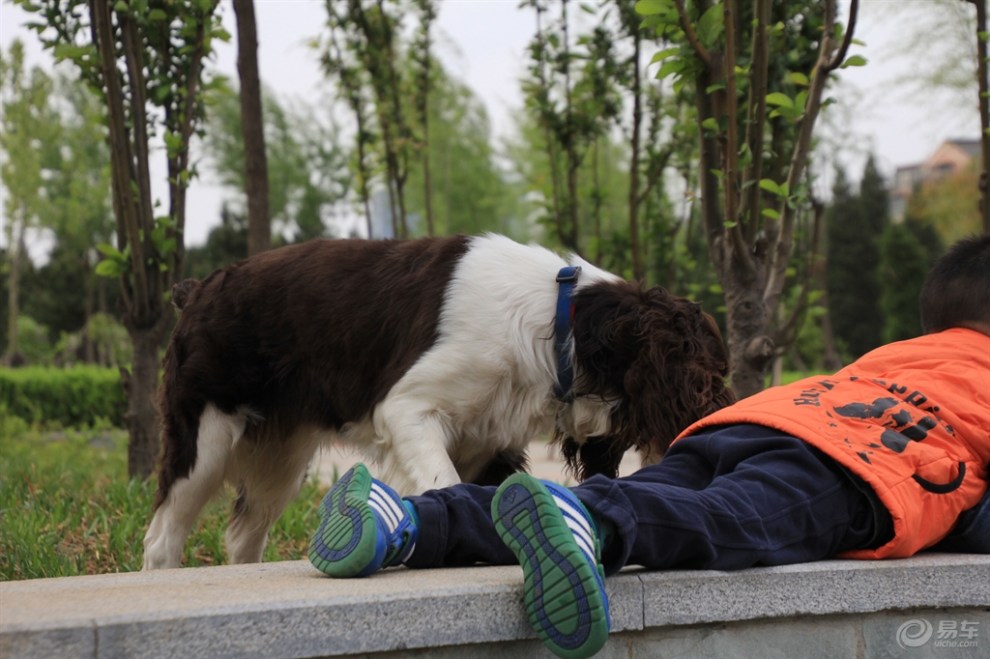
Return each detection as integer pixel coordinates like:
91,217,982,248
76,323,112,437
0,0,982,248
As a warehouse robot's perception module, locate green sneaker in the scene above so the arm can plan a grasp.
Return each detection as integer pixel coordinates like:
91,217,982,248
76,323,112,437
492,473,611,659
309,464,417,578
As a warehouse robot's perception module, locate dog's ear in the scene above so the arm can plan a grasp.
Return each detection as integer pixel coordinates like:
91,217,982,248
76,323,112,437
171,279,201,310
563,283,643,476
622,290,736,462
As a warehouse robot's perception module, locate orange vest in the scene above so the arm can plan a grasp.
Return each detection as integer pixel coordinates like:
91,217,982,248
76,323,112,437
676,328,990,559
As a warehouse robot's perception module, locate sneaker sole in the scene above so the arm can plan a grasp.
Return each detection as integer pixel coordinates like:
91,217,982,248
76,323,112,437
309,464,379,577
492,473,609,659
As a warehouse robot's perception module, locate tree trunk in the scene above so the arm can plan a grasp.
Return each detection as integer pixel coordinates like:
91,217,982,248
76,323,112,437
969,0,990,234
234,0,271,255
418,13,435,236
592,140,603,263
722,251,773,397
122,321,165,479
84,252,96,364
420,133,435,236
815,204,843,371
3,211,26,365
628,32,643,281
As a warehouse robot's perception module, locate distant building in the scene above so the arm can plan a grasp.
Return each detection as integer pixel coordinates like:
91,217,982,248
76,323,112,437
891,139,981,223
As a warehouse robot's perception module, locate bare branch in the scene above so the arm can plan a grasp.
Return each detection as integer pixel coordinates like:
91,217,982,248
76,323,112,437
722,0,748,258
824,0,860,72
89,0,146,318
673,0,713,67
764,0,843,313
773,197,825,348
742,0,770,243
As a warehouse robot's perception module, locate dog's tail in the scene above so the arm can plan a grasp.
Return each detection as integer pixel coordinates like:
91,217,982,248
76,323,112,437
171,278,201,310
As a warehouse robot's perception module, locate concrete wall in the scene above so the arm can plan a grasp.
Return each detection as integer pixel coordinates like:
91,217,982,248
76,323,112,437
2,554,988,658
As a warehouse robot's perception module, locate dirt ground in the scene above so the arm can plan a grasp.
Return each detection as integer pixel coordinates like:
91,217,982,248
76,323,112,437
311,439,642,488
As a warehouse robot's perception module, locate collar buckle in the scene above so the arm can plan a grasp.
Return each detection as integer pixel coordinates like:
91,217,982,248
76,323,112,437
556,266,581,283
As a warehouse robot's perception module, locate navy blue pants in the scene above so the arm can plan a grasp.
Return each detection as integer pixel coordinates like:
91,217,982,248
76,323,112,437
405,425,885,574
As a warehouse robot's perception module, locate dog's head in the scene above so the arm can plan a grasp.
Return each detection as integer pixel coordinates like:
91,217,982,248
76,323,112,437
555,281,736,480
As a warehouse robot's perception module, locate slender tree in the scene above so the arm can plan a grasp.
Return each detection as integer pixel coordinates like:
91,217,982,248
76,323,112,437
826,157,888,360
878,219,938,343
323,0,412,236
44,72,115,361
233,0,271,254
966,0,990,233
321,20,376,236
0,41,57,365
411,0,437,235
201,86,350,242
18,0,223,477
638,0,862,397
520,0,628,254
404,69,513,237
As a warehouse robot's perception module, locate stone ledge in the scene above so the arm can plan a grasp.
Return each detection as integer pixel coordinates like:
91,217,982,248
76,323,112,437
1,554,987,658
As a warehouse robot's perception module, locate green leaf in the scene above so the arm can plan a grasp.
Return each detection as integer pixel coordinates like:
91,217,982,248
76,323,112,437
702,117,719,132
786,71,809,87
113,1,128,12
95,259,124,278
840,55,868,68
96,243,126,261
148,8,167,21
759,178,784,196
650,47,680,64
641,15,664,31
706,82,726,94
765,92,793,108
635,0,669,16
655,59,684,80
761,208,780,219
52,44,89,62
697,5,724,48
723,220,738,228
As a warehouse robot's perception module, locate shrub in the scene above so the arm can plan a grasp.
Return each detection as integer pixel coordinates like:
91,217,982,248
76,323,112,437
54,312,132,368
13,315,56,365
0,366,126,427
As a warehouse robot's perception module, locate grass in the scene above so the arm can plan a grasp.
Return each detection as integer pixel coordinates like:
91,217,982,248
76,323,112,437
0,416,327,581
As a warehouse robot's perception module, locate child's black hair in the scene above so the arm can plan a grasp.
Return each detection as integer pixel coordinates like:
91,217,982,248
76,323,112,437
920,234,990,333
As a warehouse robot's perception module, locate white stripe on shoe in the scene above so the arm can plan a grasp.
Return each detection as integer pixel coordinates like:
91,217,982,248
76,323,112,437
551,493,597,561
369,482,404,532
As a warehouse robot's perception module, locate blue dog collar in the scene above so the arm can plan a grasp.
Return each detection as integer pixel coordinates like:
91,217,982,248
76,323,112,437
553,266,581,400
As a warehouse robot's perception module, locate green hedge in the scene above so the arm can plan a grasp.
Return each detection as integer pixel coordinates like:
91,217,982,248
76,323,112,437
0,366,126,428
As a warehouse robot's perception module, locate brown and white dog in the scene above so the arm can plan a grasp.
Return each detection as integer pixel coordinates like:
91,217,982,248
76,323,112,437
142,234,734,569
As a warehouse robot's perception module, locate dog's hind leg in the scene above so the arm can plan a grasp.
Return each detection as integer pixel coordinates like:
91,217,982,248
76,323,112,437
224,427,316,564
142,404,243,569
